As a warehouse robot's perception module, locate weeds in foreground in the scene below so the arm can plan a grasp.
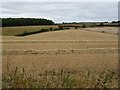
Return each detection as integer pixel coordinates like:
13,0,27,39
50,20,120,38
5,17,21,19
2,66,118,88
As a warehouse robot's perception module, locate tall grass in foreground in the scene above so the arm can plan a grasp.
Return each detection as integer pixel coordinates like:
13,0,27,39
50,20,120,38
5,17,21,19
2,63,118,88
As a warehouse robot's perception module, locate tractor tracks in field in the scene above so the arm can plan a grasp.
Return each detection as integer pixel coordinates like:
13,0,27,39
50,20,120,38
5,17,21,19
2,40,118,44
2,40,118,55
2,48,118,55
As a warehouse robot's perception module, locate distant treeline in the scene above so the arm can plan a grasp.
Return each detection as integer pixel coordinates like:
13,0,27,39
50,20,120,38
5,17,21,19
1,18,54,27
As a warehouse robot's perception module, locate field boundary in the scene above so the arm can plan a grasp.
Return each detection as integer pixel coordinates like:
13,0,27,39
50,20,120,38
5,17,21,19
2,40,118,44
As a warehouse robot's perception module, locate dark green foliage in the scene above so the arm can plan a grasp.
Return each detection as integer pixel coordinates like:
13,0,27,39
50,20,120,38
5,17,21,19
59,26,64,30
99,23,104,26
16,27,70,36
82,25,86,28
0,18,2,27
2,18,54,27
90,25,94,27
50,27,53,31
53,28,62,30
101,31,105,33
65,27,70,29
112,21,117,23
75,26,78,29
16,29,49,36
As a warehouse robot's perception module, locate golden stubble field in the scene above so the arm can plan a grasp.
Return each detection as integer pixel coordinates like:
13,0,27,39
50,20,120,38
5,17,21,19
2,27,118,88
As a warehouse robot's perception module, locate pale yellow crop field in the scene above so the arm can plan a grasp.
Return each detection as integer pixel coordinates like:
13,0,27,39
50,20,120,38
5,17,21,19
2,28,118,88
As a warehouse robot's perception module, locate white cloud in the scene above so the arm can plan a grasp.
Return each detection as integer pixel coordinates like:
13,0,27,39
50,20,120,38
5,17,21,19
2,0,120,2
1,2,118,23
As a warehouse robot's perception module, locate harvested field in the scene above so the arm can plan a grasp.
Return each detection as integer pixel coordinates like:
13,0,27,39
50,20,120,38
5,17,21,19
84,27,118,35
2,28,118,88
3,29,118,40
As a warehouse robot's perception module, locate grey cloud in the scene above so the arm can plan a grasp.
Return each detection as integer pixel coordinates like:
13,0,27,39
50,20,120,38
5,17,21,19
1,2,118,22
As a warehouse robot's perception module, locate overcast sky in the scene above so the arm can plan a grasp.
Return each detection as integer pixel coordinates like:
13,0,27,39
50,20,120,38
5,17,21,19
1,2,118,23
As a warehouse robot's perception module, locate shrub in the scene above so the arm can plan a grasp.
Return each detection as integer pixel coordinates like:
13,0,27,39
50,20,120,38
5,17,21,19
82,25,86,28
99,23,104,26
65,27,70,29
16,29,49,36
101,31,105,33
53,28,61,30
75,27,78,29
59,26,64,30
50,27,53,31
90,25,94,27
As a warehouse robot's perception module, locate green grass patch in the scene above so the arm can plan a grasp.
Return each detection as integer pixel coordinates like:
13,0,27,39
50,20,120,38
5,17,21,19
2,25,58,36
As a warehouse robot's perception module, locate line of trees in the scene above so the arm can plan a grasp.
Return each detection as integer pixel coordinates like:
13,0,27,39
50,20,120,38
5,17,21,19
1,18,54,27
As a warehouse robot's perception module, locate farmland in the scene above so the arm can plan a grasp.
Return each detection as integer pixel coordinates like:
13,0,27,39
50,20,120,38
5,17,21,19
84,27,118,35
2,26,118,88
2,25,58,36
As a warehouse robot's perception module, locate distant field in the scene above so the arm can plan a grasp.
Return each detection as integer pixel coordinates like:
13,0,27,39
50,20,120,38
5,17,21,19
2,25,118,36
2,25,58,36
2,27,118,88
84,27,118,35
